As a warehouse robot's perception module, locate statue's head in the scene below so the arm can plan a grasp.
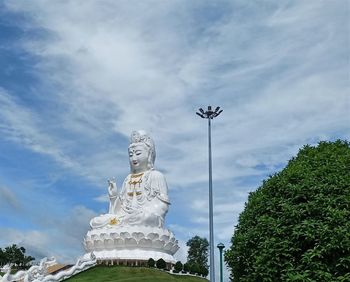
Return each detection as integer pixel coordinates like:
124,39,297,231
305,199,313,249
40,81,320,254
128,130,156,173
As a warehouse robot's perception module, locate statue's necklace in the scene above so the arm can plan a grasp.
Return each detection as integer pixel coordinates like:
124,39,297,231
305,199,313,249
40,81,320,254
128,172,144,196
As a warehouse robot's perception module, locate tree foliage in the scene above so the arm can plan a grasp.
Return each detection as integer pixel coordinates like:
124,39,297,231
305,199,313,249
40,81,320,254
0,244,35,269
199,265,209,277
174,261,183,272
189,262,200,275
183,262,190,273
156,258,166,270
147,258,155,268
186,235,209,274
225,140,350,281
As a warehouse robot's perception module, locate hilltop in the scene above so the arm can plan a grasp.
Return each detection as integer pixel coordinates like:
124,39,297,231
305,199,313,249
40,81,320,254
65,265,208,282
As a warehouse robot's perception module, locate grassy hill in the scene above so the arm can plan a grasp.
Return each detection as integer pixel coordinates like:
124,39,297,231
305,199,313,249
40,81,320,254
65,266,208,282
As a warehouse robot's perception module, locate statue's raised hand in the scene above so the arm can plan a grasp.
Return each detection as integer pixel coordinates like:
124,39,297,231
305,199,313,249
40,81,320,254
108,178,118,198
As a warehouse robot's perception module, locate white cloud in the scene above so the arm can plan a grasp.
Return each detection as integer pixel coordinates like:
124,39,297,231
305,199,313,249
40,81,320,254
0,205,97,264
0,89,80,170
2,1,348,188
173,239,189,264
0,228,50,256
93,194,109,203
0,186,21,211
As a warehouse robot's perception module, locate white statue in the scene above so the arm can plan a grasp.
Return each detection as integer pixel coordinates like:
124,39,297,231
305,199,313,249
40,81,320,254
85,130,178,263
0,257,57,282
34,253,96,282
90,130,170,229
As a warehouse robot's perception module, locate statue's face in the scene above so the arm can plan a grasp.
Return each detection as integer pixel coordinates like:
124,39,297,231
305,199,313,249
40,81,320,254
128,143,149,173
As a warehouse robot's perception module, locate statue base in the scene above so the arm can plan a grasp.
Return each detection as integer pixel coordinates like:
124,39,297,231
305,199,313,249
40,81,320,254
83,226,179,264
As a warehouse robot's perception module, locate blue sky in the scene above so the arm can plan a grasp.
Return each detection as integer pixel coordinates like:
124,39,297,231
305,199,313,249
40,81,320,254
0,0,349,279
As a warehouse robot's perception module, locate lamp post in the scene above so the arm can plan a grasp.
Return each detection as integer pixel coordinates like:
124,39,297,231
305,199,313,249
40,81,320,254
217,243,225,282
196,106,223,282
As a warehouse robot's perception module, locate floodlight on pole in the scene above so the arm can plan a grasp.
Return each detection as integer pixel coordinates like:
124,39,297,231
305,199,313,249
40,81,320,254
196,106,222,282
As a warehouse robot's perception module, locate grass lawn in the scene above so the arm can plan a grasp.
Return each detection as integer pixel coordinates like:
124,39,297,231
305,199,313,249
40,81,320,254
65,266,208,282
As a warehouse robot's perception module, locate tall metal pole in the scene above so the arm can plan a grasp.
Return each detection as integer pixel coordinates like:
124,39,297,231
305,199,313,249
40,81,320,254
196,106,223,282
208,116,215,282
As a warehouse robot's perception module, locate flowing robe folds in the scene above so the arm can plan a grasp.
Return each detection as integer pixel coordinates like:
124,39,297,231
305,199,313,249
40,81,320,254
90,169,170,229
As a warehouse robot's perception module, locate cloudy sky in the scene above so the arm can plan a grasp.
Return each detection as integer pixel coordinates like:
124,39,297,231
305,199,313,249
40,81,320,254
0,0,349,279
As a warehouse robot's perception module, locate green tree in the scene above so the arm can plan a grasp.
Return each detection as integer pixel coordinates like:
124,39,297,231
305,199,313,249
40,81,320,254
189,262,200,275
174,261,183,273
156,258,166,270
0,245,34,269
199,265,209,277
0,248,6,266
147,258,155,268
225,140,350,281
186,235,209,274
183,262,190,273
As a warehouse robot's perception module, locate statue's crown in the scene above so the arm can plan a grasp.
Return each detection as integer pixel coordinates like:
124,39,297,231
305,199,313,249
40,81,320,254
130,130,154,149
